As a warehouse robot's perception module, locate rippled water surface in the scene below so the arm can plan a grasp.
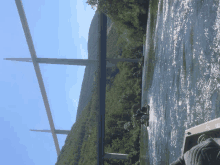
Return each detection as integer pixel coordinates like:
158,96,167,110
141,0,220,164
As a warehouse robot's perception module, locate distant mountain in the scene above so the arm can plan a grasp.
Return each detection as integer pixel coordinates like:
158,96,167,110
75,11,113,122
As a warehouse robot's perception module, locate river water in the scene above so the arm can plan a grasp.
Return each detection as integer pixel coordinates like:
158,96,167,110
141,0,220,164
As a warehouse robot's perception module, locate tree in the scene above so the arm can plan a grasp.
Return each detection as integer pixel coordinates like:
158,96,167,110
86,0,98,10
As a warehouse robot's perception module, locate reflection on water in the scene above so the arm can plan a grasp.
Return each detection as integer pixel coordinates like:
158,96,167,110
142,0,220,164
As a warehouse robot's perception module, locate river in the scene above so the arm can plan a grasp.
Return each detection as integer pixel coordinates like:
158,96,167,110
141,0,220,164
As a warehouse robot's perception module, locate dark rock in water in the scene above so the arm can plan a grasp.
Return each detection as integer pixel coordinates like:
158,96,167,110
134,109,147,119
133,105,150,125
141,105,150,114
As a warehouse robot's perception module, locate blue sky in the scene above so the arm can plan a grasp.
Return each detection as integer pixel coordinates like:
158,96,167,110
0,0,96,164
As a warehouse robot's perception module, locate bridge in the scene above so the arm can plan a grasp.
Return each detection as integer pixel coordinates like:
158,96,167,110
8,0,144,164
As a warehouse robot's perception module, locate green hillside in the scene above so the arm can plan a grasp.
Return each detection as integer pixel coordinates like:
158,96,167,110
56,0,151,164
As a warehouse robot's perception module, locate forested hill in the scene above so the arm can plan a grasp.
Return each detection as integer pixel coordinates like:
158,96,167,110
75,10,114,122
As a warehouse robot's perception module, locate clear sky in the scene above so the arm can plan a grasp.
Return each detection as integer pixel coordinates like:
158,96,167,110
0,0,96,164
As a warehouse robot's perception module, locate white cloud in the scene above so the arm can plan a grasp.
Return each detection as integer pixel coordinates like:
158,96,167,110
69,86,79,108
75,0,96,42
72,98,79,108
79,44,88,59
69,0,95,60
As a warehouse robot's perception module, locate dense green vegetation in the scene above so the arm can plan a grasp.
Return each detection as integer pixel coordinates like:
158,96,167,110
55,0,159,164
92,0,150,49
